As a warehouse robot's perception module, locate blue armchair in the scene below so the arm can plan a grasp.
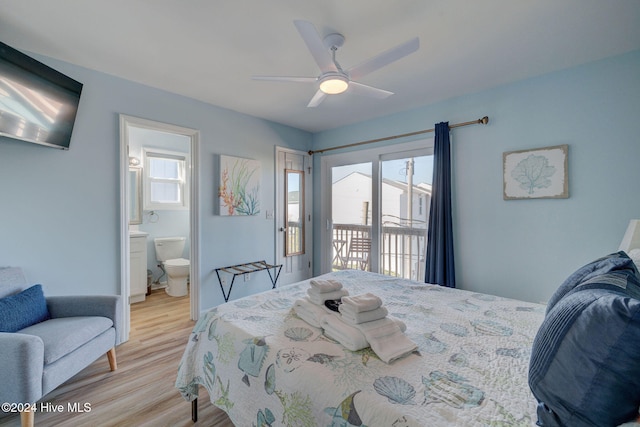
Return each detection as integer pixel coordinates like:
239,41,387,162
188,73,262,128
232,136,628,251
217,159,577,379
0,267,121,427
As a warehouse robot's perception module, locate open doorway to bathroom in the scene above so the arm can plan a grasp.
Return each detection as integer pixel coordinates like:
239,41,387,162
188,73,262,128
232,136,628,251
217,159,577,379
119,115,200,342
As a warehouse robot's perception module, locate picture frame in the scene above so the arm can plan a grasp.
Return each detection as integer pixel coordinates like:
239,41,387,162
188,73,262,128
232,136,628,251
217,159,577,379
503,144,568,200
218,155,261,215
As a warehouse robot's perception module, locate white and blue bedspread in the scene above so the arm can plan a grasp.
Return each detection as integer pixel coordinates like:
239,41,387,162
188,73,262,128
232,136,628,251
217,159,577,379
176,270,545,426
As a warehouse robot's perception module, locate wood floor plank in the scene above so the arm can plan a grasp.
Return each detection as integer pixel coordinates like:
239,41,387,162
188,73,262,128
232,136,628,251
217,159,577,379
0,290,234,427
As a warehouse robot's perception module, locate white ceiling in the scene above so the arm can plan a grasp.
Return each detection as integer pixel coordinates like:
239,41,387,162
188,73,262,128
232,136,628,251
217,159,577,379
1,1,639,133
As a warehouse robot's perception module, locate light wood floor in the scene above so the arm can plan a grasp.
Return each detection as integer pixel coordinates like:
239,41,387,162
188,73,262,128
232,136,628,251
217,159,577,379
0,290,234,427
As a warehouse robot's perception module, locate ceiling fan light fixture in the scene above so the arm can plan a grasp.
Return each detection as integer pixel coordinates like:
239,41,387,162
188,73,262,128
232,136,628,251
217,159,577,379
319,75,349,94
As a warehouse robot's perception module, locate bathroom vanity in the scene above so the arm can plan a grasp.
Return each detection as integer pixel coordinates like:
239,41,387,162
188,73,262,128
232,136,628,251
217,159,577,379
130,231,148,303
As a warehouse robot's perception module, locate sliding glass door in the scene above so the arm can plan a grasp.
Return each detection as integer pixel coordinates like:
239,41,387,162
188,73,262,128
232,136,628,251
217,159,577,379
322,141,432,281
331,162,373,271
380,154,431,281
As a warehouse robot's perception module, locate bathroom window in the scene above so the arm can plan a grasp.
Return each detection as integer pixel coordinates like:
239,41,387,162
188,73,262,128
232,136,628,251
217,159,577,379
143,150,188,210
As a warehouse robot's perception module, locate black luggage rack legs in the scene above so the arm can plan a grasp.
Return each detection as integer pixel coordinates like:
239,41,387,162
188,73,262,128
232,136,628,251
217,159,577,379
214,260,283,302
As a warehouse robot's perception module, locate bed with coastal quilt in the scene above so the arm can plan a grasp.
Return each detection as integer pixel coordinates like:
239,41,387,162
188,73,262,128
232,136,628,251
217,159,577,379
176,269,547,426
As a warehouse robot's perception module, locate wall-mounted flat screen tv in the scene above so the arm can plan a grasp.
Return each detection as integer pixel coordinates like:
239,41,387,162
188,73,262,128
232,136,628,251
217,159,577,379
0,41,83,150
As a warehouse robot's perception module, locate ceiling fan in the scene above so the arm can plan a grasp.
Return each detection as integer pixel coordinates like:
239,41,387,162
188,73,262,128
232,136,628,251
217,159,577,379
252,20,419,107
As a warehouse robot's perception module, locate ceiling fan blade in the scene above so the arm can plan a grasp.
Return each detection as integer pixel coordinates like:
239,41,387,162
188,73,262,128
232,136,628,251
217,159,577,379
293,20,338,73
348,37,419,80
307,89,327,107
252,76,317,83
349,81,394,99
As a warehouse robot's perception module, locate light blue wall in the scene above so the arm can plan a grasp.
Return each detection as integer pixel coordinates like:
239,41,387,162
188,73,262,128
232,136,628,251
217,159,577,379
0,54,312,310
313,49,640,303
2,49,638,308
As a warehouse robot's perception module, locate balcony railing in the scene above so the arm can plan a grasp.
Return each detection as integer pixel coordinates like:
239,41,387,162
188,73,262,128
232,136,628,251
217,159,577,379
286,220,302,254
332,223,427,282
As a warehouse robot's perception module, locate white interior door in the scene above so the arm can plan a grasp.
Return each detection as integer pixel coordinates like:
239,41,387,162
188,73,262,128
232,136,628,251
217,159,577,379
275,147,312,285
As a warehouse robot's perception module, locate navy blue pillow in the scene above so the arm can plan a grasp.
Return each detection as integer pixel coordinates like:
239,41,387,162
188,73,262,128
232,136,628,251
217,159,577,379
546,251,640,314
529,286,640,426
0,284,50,332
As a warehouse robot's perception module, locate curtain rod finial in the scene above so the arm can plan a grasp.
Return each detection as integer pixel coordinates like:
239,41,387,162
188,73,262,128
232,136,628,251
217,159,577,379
480,116,489,125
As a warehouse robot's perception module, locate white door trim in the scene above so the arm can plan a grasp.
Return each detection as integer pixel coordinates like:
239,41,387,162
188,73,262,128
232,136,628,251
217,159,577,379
275,146,313,284
119,114,200,342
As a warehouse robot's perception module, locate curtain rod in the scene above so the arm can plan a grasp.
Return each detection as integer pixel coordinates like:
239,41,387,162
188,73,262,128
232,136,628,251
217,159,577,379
308,116,489,155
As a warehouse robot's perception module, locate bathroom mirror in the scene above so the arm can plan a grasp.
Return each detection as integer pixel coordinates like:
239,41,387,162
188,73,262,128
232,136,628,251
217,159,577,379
129,166,142,225
285,169,304,256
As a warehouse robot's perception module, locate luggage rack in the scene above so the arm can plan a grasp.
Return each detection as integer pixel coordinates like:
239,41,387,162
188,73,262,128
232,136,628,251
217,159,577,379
214,260,283,302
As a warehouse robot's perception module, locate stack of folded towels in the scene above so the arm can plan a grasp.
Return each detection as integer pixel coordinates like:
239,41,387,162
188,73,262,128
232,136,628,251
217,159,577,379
307,279,349,305
292,279,349,328
323,292,418,363
293,280,418,364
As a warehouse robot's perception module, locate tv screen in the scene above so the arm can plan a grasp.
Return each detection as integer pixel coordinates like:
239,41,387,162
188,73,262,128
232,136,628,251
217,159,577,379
0,41,83,150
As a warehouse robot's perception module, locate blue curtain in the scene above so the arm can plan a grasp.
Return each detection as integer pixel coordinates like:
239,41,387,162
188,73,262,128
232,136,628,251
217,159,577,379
425,122,456,287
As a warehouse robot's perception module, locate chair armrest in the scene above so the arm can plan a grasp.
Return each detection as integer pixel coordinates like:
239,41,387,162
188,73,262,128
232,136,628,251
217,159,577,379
0,333,44,403
47,295,122,344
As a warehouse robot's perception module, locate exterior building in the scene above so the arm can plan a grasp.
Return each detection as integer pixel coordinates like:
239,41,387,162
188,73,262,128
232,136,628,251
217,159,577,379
331,171,431,280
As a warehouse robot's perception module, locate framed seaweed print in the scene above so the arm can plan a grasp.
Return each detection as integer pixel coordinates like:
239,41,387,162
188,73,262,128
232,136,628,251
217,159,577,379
218,155,261,215
503,144,568,200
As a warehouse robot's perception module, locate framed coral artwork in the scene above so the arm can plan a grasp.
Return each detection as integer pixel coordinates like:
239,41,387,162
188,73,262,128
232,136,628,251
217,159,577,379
218,155,261,215
503,144,568,200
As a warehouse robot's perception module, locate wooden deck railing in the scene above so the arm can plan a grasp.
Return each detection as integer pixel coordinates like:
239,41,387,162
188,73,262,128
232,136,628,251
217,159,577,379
332,223,427,281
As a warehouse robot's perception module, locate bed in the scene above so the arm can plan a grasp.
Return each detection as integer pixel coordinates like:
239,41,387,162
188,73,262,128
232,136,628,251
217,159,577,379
176,269,546,426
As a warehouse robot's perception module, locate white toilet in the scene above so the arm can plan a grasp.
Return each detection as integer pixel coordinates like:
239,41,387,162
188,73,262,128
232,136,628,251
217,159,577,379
154,237,190,297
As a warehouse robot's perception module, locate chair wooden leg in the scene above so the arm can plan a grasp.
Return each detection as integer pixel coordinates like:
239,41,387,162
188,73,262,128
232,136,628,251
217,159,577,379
20,410,34,427
107,347,117,371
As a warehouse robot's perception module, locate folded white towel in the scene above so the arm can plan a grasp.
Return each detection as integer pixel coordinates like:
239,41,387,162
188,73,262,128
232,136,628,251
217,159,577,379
321,315,407,353
321,315,369,351
369,331,418,364
339,305,388,325
352,317,417,363
293,297,332,328
353,316,403,338
307,288,349,305
309,279,343,293
341,292,383,313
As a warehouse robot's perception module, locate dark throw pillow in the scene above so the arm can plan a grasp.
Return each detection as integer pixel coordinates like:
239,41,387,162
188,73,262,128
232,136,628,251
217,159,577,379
0,284,50,332
546,251,640,313
529,285,640,426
